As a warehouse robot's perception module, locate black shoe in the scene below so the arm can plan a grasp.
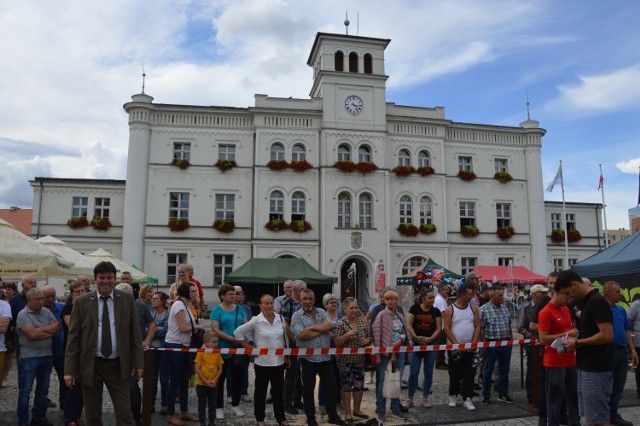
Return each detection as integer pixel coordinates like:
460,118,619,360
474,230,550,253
327,416,345,425
285,406,299,415
30,419,54,426
538,418,548,426
398,404,409,412
611,414,634,426
266,396,273,404
497,395,515,404
482,397,490,405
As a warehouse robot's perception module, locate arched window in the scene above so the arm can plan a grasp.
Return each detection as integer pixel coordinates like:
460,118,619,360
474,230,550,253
399,195,413,224
349,52,358,73
270,143,285,161
338,192,351,228
418,150,431,168
358,145,371,163
359,193,373,229
364,53,373,74
279,254,296,259
291,191,306,221
420,196,433,225
269,191,284,220
292,144,306,162
398,149,411,166
338,144,351,161
334,51,344,72
401,256,427,276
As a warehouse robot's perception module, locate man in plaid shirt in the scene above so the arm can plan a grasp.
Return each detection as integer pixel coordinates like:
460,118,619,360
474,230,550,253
479,285,514,405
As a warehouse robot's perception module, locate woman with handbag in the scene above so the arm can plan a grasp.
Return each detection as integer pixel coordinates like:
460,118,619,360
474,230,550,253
164,282,202,426
210,283,246,420
372,290,408,422
403,287,442,409
334,297,372,423
234,294,290,426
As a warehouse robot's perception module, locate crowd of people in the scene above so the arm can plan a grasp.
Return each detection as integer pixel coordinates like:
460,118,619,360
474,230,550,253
0,265,639,426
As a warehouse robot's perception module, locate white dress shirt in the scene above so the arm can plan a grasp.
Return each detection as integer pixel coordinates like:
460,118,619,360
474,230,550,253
234,312,288,367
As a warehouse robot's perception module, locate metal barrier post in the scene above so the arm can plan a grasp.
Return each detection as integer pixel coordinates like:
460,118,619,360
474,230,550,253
142,349,154,426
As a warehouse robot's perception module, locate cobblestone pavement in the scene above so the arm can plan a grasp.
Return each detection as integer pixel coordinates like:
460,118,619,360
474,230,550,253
1,343,639,425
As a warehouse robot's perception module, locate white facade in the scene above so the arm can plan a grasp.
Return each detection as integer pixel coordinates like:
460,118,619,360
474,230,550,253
28,32,604,305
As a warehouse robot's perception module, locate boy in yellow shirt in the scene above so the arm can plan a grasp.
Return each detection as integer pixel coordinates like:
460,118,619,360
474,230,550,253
195,331,224,426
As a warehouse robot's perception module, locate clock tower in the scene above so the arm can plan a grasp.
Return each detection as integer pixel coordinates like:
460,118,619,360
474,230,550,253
307,33,390,131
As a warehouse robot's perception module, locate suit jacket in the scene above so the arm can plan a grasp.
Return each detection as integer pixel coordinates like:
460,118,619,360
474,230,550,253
64,289,143,384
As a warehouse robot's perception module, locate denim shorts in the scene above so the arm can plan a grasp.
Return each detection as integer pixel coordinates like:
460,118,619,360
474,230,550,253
577,369,612,424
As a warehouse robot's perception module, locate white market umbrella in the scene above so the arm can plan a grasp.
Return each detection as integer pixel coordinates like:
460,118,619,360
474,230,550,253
36,235,95,276
0,219,75,278
85,248,148,282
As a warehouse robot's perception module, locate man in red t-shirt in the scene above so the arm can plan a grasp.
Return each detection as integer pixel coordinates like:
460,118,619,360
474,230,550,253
538,279,580,426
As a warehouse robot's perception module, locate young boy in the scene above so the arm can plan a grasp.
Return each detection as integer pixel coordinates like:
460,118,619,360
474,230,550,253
194,331,224,426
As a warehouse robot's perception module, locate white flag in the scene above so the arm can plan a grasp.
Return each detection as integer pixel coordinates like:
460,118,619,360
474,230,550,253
546,163,563,192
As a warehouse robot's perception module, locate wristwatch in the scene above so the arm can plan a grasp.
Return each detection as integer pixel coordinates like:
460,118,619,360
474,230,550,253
575,339,581,347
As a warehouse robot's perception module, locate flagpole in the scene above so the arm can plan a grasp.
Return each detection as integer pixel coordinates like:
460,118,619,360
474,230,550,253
560,160,569,267
599,164,609,248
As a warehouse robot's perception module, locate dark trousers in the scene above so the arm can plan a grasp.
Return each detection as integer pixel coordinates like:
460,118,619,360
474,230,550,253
196,384,218,423
546,366,579,426
634,346,640,395
217,361,242,408
447,350,475,399
524,345,533,403
165,343,190,416
436,332,447,365
482,345,512,398
537,350,547,419
82,358,135,426
63,380,84,423
609,347,629,417
300,358,338,420
53,355,66,407
129,375,142,424
152,349,169,408
254,364,286,423
283,355,302,407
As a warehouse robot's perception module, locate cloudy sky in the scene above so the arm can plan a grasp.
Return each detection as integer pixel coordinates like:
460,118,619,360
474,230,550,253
1,0,639,229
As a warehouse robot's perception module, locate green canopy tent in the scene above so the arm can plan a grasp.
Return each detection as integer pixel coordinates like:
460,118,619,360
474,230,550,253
225,258,335,307
396,258,462,286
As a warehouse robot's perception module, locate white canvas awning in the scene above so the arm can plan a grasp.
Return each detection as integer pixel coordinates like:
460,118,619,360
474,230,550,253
85,248,148,282
36,235,96,277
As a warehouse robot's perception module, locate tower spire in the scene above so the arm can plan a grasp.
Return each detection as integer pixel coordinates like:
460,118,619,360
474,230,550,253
526,91,530,120
344,12,350,35
141,60,146,94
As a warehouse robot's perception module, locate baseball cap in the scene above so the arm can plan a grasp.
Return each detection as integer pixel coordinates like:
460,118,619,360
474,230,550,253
480,283,492,292
530,284,549,294
466,273,481,280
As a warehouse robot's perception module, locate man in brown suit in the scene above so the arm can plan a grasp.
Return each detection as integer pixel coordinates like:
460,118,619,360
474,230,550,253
64,261,143,425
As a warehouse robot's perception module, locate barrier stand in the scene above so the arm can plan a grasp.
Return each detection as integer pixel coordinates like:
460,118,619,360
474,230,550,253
142,349,154,426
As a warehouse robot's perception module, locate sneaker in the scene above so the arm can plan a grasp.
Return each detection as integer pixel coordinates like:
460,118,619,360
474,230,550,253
377,412,386,422
497,395,515,404
215,409,224,420
285,405,299,415
401,398,413,409
391,410,408,420
422,396,431,408
231,406,245,417
463,398,476,411
242,394,252,402
448,395,457,407
482,396,490,405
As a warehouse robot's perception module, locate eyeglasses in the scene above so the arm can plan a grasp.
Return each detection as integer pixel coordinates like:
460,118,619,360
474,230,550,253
235,291,244,295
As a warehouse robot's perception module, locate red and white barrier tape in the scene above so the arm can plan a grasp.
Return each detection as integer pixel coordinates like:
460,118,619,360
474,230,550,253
153,338,537,354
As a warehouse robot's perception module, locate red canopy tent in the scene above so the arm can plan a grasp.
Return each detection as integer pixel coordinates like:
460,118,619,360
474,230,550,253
468,265,546,285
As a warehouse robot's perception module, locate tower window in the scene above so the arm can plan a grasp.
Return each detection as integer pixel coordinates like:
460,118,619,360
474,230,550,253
364,53,372,74
334,51,344,72
349,52,358,73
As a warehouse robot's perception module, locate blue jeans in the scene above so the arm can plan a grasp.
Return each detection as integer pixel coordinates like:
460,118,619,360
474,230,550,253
546,366,579,426
609,348,629,417
482,345,512,398
164,343,190,416
152,350,170,408
375,353,405,413
408,350,436,398
17,356,53,423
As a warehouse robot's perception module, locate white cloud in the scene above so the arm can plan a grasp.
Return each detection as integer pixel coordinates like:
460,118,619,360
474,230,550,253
616,158,640,174
547,64,640,116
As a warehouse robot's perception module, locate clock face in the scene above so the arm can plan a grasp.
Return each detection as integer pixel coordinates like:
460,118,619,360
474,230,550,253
345,95,364,115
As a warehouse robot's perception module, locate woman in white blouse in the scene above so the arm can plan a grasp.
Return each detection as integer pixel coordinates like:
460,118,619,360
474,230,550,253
235,294,290,426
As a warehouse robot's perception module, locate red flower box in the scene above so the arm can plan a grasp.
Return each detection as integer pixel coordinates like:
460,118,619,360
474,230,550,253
212,219,235,233
289,220,312,233
458,170,477,181
168,219,190,232
333,161,356,173
356,162,378,174
215,160,236,172
416,166,435,176
397,223,420,237
91,217,112,231
267,160,289,171
290,160,313,172
496,226,515,240
67,216,89,229
392,165,415,177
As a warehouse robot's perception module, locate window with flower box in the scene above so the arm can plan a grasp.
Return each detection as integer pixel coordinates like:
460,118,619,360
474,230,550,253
419,196,433,225
215,194,235,221
167,253,187,283
218,144,236,161
173,142,191,161
399,195,413,224
494,158,508,173
270,143,285,161
398,149,411,166
72,197,88,218
359,193,373,229
338,192,351,228
566,214,576,231
418,150,431,168
461,257,477,275
292,144,306,162
458,156,473,172
358,145,372,163
269,191,284,221
496,203,511,228
169,192,189,220
291,191,306,222
338,144,351,161
94,197,110,219
551,213,562,230
460,201,476,227
213,254,234,286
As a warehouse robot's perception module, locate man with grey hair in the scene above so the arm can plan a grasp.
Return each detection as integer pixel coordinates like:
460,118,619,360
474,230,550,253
281,279,306,414
275,279,294,314
16,287,60,426
9,275,38,366
120,271,139,301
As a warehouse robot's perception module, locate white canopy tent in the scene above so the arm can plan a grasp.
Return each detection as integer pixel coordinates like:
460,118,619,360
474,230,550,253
0,219,75,278
85,248,148,282
36,235,95,277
